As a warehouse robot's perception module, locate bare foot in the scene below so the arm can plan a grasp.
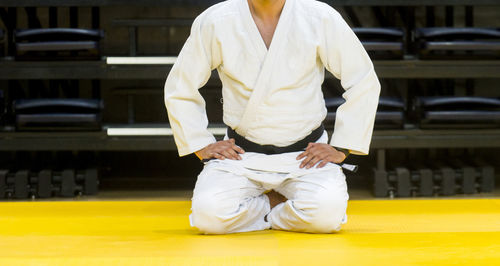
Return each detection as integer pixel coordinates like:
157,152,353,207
265,190,287,209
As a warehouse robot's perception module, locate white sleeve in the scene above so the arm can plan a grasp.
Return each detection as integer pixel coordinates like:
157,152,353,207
318,8,381,156
164,13,222,157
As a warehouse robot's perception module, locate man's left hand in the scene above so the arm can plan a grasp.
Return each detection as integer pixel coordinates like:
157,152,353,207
296,143,346,169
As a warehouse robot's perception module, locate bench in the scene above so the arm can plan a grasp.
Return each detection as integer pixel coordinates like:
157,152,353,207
353,28,405,59
325,96,405,129
15,28,104,60
14,98,103,131
416,28,500,59
414,96,500,128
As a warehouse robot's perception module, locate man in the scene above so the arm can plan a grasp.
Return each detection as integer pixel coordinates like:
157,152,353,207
164,0,380,234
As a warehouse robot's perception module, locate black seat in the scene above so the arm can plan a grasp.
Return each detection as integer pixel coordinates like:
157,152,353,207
0,89,4,127
414,96,500,128
353,28,405,59
14,98,103,131
15,28,103,42
324,97,345,126
416,28,500,59
0,29,4,57
376,97,405,129
325,97,405,129
14,28,104,60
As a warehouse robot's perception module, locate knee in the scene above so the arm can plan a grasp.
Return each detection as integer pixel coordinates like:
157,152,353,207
190,192,232,234
190,166,236,234
296,189,348,233
313,192,347,233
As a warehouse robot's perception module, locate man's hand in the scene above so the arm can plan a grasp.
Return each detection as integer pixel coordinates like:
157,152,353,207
195,138,245,161
296,143,346,169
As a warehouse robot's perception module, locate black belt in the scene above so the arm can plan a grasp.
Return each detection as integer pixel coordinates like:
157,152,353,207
227,124,325,155
224,125,359,172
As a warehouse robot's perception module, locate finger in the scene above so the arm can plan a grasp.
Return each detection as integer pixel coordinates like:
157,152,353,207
214,142,232,153
221,149,236,160
308,152,329,168
228,138,236,144
305,142,314,151
300,154,315,168
306,144,320,154
306,156,324,169
298,143,319,160
232,144,245,155
231,146,243,160
305,146,322,158
308,156,327,169
296,151,308,160
213,153,225,160
226,148,241,160
317,160,329,168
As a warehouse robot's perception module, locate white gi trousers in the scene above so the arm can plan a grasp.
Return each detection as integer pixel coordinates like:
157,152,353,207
189,132,349,234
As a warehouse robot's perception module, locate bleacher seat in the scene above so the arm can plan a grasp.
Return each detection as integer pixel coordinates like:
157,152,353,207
414,96,500,128
416,28,500,59
375,97,406,129
13,98,103,131
14,28,104,60
324,97,344,127
0,29,4,57
325,97,405,129
353,28,405,59
0,89,4,127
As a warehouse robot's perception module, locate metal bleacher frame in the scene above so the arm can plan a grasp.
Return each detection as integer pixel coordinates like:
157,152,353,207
0,0,500,155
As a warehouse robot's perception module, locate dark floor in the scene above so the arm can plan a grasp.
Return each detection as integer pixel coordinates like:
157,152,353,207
1,149,499,201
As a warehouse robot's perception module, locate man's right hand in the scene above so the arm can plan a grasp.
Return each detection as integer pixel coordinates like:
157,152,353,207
194,138,245,161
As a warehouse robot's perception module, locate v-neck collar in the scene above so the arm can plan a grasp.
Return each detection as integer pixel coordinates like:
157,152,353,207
240,0,293,57
235,0,295,136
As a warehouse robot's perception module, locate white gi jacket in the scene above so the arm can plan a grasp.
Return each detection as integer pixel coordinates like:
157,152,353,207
164,0,381,157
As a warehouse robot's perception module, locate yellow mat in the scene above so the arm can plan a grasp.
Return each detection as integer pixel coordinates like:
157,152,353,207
0,199,499,266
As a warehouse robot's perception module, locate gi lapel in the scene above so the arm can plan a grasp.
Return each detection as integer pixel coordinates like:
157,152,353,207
235,0,295,137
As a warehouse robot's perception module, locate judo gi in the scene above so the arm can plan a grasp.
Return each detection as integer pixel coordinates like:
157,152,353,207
164,0,381,234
